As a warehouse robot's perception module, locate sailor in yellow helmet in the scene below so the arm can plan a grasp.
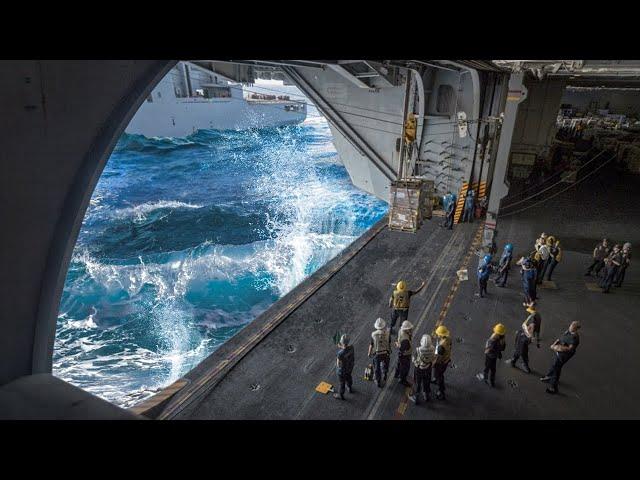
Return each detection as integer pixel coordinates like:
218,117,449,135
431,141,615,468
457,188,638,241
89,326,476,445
506,305,540,374
477,323,506,387
432,324,452,400
388,279,425,335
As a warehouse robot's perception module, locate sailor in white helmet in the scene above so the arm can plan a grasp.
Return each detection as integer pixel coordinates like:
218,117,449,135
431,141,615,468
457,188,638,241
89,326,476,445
409,334,436,404
368,318,391,388
394,320,414,386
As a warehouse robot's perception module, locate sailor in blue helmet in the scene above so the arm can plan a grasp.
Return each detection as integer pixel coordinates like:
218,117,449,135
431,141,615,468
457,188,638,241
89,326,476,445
519,255,537,307
476,254,493,298
443,194,456,230
442,192,452,212
494,243,513,288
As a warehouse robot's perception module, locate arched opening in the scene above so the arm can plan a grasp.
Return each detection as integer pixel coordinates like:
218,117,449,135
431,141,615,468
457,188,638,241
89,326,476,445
51,62,388,407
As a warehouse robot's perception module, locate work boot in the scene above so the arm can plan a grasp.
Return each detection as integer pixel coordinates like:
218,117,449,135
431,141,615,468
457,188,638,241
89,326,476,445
436,391,446,401
408,394,419,405
522,364,531,374
347,386,354,394
540,376,552,383
476,373,488,384
333,393,344,400
377,381,383,388
545,387,557,395
506,358,516,367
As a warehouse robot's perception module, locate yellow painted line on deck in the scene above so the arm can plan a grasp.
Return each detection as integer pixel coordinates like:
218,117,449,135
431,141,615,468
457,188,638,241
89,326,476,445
396,222,485,418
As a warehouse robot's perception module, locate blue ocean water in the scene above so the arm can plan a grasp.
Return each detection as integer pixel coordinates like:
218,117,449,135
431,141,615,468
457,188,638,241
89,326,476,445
52,87,388,407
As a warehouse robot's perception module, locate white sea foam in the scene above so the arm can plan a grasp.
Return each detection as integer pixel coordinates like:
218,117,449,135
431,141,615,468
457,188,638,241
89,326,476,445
111,200,203,222
53,95,386,408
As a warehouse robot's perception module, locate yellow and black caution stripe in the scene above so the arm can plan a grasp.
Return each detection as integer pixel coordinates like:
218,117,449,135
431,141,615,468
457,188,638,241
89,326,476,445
453,181,487,224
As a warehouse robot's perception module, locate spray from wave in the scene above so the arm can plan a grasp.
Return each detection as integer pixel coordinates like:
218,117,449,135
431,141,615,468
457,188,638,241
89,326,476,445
53,97,387,408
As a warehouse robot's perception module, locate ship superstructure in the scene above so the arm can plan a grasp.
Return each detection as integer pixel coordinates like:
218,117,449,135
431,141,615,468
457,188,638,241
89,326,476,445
126,61,306,137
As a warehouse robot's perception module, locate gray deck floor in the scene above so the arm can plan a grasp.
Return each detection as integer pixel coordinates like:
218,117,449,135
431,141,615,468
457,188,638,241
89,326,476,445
170,169,640,420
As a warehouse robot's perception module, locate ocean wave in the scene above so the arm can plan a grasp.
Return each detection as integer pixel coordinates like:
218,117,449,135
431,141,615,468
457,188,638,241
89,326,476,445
54,90,388,407
111,200,203,222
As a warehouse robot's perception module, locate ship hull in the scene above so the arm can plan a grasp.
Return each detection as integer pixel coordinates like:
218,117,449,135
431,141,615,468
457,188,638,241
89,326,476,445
126,99,306,137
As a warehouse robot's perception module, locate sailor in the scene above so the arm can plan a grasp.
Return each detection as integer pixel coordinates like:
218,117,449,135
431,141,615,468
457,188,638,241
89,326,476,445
368,318,391,388
408,334,435,405
333,334,355,400
394,320,414,386
442,192,452,213
546,238,562,281
506,305,540,373
600,244,622,293
444,195,456,230
539,235,556,281
540,321,581,394
518,256,537,307
432,325,452,400
525,303,542,347
535,236,551,285
476,254,493,298
585,238,610,278
477,324,506,387
614,242,632,287
388,279,425,334
494,243,513,287
461,189,475,223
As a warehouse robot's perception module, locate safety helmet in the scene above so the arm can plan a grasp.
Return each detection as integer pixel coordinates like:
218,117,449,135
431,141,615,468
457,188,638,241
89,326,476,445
526,305,537,314
374,318,386,330
400,320,414,330
623,242,632,250
504,243,513,252
614,244,621,250
435,325,450,337
396,281,407,291
547,235,556,245
483,254,492,264
340,334,350,346
493,323,506,336
420,334,433,348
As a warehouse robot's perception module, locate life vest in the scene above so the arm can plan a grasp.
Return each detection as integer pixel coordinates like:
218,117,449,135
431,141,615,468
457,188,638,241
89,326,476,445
524,312,541,335
434,336,452,363
371,329,390,354
392,289,410,310
413,345,435,369
397,330,413,356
